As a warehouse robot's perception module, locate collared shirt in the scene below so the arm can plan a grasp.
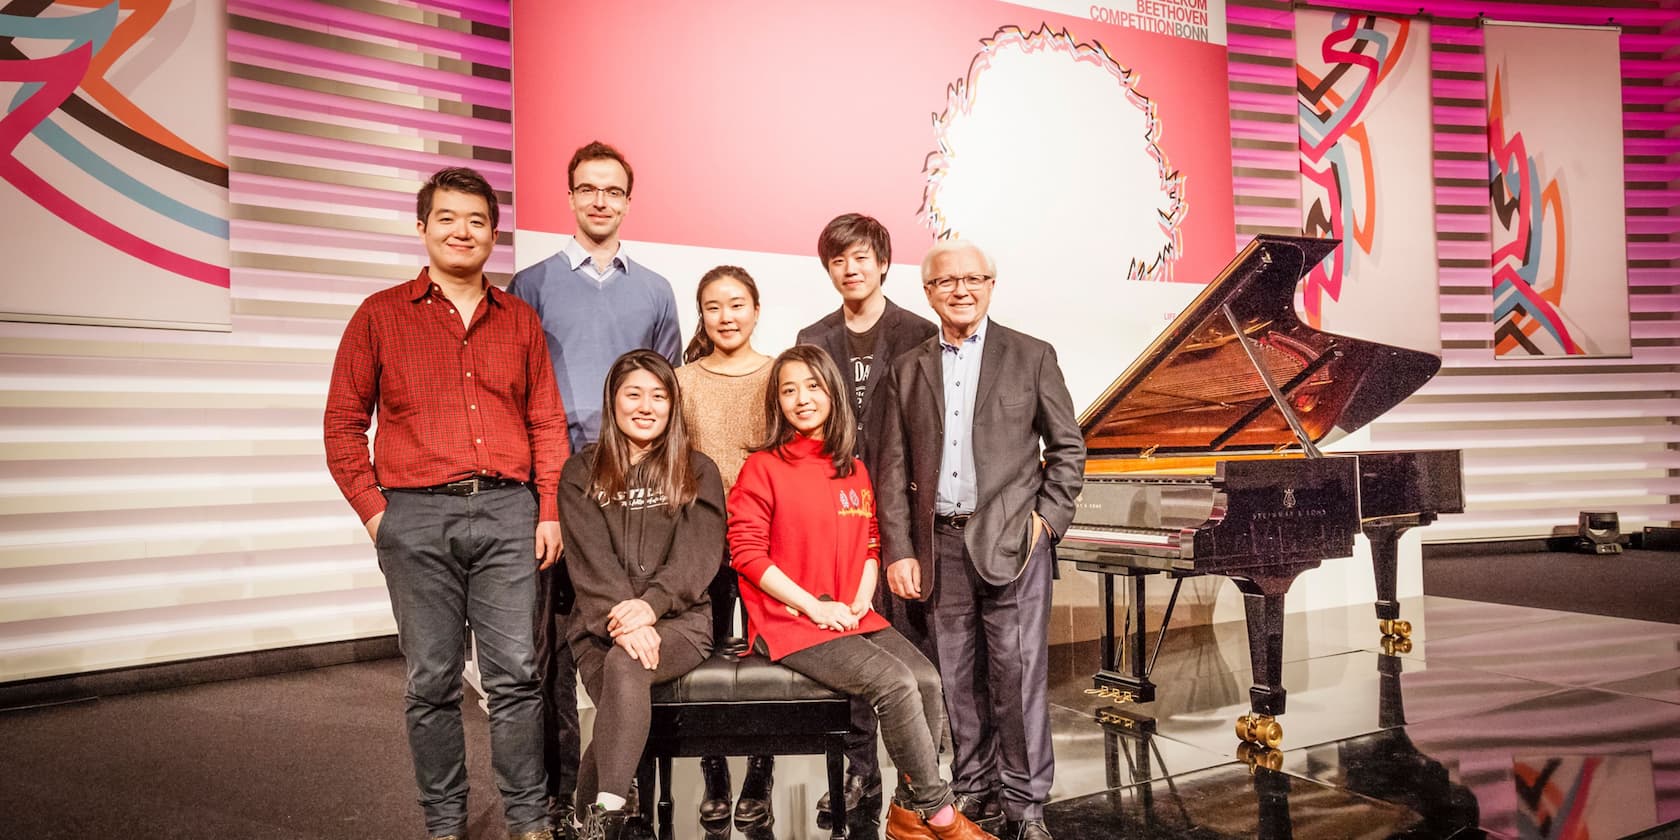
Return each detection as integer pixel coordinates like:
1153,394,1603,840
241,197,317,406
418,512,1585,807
324,268,570,523
936,317,989,514
562,236,627,285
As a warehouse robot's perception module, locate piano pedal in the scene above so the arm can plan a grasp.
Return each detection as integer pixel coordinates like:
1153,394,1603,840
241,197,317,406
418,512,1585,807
1378,618,1413,638
1236,741,1284,772
1094,706,1158,734
1235,713,1283,749
1084,685,1141,704
1381,635,1413,656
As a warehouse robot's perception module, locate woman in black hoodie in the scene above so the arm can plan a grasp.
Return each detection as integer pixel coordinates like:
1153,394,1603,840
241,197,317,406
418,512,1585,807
561,349,725,840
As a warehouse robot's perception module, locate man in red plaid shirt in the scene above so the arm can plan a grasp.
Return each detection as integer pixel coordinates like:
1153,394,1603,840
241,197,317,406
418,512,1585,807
324,167,568,840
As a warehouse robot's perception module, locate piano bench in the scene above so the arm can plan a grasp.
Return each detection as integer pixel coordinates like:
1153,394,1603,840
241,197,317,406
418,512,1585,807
637,642,852,839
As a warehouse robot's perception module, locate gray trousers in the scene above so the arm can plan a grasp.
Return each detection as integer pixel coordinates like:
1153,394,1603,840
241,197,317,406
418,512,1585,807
844,577,939,783
930,521,1055,821
376,486,549,837
779,627,954,815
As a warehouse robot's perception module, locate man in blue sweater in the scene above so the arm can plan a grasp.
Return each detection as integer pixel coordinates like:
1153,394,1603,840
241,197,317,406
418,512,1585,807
508,140,683,835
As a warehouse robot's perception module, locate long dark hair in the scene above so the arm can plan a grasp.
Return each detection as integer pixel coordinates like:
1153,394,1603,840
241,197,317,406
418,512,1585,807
589,350,698,508
754,345,856,478
682,265,761,363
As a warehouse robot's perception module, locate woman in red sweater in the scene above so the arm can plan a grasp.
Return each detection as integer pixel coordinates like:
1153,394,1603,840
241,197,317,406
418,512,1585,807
727,345,993,840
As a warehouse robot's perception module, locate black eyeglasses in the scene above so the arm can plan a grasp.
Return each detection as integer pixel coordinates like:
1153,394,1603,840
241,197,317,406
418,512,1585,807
923,274,994,294
571,184,628,202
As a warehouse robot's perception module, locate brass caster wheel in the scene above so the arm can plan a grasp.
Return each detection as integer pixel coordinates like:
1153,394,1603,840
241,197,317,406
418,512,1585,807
1379,619,1413,638
1236,741,1283,772
1381,636,1414,656
1235,713,1283,749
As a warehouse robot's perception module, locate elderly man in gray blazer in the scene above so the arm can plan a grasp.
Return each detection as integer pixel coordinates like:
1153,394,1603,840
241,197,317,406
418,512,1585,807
876,239,1085,840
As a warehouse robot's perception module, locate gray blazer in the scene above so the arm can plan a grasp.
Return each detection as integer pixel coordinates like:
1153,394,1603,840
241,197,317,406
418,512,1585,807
876,320,1086,591
796,297,938,475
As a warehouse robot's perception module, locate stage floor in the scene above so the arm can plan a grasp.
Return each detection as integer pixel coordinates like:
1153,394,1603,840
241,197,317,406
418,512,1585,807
4,595,1678,839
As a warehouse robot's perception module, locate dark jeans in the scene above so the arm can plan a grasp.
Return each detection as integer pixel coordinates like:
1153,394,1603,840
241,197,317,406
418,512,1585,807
534,560,580,816
574,628,710,806
848,577,940,782
930,521,1055,821
779,627,953,815
376,486,549,837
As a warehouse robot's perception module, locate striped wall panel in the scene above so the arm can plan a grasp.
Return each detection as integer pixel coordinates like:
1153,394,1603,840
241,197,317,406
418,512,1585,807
0,0,513,683
1227,0,1679,541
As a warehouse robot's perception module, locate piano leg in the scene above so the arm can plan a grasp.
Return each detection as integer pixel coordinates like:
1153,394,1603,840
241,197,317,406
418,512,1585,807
1365,521,1418,639
1232,574,1295,748
1235,577,1288,716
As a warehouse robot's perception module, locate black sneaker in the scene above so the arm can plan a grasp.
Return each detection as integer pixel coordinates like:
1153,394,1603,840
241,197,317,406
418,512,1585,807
576,803,627,840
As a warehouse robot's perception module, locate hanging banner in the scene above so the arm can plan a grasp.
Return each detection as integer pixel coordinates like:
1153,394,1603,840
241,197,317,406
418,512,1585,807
0,2,230,330
1484,21,1630,359
512,0,1236,411
1295,9,1440,355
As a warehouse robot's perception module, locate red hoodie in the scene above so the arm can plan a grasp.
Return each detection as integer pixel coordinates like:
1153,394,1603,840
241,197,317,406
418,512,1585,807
727,434,890,659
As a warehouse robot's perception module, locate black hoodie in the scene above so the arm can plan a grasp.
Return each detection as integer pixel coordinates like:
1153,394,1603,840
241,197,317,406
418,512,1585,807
560,445,725,659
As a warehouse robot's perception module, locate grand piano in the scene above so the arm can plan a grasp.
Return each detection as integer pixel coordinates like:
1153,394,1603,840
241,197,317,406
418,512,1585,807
1058,234,1463,748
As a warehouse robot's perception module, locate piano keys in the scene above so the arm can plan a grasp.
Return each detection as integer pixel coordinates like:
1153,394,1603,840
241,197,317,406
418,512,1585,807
1058,234,1463,748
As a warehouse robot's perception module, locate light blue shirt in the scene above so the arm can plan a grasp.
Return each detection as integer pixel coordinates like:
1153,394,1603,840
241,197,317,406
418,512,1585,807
936,317,988,515
508,237,683,452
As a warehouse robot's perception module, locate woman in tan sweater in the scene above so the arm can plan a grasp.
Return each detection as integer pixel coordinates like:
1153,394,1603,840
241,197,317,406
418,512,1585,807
675,266,777,834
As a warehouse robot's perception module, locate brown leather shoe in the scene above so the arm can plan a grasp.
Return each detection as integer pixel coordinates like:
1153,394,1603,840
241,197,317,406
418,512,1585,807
885,803,998,840
885,803,938,840
928,808,998,840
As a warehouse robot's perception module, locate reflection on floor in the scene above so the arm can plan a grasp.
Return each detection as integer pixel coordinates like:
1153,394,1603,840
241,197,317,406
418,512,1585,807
664,595,1680,839
3,595,1675,839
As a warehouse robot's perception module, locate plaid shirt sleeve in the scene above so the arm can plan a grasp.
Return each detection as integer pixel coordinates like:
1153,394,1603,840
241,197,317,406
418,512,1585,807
323,301,385,523
521,302,569,521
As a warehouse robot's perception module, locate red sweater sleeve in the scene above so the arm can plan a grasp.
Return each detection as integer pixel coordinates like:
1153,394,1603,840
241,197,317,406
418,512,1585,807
727,452,776,586
858,461,881,567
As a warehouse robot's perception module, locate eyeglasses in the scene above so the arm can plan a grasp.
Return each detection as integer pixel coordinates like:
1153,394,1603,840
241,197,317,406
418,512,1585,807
571,184,628,202
924,274,994,294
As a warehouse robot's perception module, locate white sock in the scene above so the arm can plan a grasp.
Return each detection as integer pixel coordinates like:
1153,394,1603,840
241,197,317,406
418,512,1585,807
595,792,627,812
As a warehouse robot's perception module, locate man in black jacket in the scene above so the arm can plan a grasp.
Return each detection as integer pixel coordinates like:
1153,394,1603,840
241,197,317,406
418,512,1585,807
795,212,938,824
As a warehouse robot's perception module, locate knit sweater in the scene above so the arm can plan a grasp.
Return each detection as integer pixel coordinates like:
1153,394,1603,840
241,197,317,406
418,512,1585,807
507,246,683,453
675,360,771,493
727,434,889,660
561,445,725,659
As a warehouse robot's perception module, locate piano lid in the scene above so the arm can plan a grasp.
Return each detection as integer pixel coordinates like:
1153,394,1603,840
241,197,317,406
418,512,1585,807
1080,235,1441,458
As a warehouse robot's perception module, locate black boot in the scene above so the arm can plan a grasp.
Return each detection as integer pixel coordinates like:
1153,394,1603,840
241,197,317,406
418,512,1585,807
698,755,732,833
816,771,884,829
732,754,775,830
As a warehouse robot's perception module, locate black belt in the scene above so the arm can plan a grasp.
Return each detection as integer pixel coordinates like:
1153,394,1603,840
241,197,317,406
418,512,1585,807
389,476,528,496
935,512,973,529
